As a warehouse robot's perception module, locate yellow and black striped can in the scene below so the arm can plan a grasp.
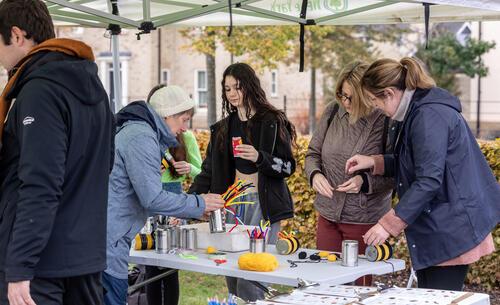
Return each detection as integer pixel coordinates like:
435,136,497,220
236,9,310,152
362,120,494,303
365,241,393,262
134,233,155,250
276,236,300,255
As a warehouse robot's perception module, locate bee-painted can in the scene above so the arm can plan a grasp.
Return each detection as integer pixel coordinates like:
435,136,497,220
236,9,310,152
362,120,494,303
276,236,300,255
134,233,155,250
365,241,393,262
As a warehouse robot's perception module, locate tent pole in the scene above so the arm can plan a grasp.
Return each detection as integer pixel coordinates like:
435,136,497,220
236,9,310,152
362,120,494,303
111,34,123,112
108,0,123,113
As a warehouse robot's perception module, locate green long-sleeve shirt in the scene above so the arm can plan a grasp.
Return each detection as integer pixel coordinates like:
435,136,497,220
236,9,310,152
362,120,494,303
161,130,202,183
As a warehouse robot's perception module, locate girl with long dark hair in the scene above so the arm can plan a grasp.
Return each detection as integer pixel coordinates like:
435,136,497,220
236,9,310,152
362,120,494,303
190,62,297,302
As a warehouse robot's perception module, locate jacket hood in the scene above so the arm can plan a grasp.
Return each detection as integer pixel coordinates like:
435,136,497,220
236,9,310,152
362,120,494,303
0,38,99,141
411,87,462,113
10,54,107,106
115,101,178,151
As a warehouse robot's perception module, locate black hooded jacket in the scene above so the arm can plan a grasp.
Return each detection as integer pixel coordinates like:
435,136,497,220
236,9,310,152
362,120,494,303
0,51,114,281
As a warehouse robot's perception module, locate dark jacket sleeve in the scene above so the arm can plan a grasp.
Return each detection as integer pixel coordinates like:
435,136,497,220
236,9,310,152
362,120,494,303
5,83,68,282
362,115,394,194
394,107,450,225
255,120,296,178
188,136,213,194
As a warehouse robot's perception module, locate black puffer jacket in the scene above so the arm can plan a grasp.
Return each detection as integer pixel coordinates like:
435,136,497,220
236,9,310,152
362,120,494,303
189,111,295,223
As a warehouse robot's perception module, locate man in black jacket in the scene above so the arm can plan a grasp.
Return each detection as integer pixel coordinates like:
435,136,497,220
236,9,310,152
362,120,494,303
0,1,114,304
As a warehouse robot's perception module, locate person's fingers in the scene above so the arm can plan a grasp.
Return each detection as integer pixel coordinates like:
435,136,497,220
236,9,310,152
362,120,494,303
337,181,355,192
318,180,333,197
23,292,36,305
345,157,358,174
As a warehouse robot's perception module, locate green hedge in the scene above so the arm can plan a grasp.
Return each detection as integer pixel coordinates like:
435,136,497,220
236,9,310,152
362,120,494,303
193,131,499,290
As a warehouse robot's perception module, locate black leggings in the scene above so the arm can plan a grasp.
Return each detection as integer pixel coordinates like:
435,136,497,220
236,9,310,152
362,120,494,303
416,265,469,291
145,266,179,305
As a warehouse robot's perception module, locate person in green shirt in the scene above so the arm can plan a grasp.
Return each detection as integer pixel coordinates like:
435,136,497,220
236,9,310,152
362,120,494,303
144,84,203,305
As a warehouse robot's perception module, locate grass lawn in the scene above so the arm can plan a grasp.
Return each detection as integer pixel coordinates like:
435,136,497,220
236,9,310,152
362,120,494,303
179,271,228,305
178,271,292,305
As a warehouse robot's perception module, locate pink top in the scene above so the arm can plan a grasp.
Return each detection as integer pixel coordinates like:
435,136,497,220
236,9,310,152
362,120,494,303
372,155,495,266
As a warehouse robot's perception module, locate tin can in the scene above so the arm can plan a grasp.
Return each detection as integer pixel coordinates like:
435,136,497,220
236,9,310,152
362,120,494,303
209,209,226,233
249,238,266,253
275,236,300,255
341,240,359,267
180,228,198,250
232,137,242,156
166,226,181,249
365,241,393,262
155,228,170,254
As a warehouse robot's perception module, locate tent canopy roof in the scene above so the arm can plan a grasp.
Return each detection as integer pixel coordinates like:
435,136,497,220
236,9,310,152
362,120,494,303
43,0,500,29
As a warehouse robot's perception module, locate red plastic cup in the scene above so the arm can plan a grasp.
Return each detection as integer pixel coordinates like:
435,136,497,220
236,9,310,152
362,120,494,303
232,137,242,156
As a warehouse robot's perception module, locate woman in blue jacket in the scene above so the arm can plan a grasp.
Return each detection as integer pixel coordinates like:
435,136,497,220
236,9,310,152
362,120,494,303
346,57,499,291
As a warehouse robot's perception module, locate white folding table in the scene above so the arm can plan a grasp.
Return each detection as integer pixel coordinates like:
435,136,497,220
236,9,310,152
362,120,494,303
129,246,405,287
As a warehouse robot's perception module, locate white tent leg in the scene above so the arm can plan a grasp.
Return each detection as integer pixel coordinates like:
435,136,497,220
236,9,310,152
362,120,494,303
112,34,123,112
407,268,418,288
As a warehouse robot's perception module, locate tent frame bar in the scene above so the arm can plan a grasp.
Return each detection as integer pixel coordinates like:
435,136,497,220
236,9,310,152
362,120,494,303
45,0,141,27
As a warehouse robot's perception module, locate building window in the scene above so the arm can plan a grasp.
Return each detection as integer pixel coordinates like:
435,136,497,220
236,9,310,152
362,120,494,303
271,70,278,97
195,70,207,107
161,69,169,85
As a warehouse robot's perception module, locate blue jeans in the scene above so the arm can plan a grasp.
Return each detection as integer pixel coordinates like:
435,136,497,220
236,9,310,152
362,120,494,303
103,272,128,305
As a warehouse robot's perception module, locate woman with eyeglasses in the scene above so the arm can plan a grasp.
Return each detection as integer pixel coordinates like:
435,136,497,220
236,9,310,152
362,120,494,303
346,57,498,291
305,62,394,286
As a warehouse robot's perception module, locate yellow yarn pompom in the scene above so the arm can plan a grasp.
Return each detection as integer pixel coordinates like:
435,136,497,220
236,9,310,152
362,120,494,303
327,254,337,262
206,246,217,254
318,251,329,258
238,253,279,272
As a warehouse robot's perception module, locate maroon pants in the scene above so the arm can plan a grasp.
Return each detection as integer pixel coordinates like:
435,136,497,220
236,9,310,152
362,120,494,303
316,215,374,286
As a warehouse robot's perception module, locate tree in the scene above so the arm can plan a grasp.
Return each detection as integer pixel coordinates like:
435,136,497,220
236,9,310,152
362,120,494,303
287,25,406,133
181,26,296,125
415,33,495,95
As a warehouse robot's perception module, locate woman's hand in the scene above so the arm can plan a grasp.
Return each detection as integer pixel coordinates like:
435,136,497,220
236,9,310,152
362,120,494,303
236,144,259,163
336,175,363,193
363,223,390,246
312,173,334,199
168,217,182,226
173,161,191,175
345,155,375,175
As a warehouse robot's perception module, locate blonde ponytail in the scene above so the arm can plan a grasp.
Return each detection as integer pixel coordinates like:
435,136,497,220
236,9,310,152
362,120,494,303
400,57,435,90
361,57,435,97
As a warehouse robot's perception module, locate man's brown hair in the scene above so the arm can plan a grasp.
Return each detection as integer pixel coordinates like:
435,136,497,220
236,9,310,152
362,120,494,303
0,0,55,45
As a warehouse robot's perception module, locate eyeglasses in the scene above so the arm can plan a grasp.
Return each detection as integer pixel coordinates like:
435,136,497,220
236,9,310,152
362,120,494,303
336,92,352,103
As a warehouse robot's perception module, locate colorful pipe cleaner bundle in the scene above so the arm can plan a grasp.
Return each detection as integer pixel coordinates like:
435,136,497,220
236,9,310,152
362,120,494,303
247,219,270,240
222,179,255,232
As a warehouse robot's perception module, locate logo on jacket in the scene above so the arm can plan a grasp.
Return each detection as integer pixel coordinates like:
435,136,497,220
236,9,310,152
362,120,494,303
22,116,35,126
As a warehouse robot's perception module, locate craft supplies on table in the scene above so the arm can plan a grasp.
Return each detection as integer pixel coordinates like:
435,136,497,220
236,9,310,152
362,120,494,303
181,222,257,252
341,240,359,267
254,285,490,305
130,245,405,287
276,231,300,255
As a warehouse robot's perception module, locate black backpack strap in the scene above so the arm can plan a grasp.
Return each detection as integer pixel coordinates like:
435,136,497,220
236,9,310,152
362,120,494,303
381,116,390,154
327,103,340,129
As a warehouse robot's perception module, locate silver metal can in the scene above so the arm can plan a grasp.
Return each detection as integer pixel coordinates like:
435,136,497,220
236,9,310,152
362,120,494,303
155,228,170,254
166,226,181,249
249,238,266,253
181,228,198,250
341,240,359,267
209,209,226,233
